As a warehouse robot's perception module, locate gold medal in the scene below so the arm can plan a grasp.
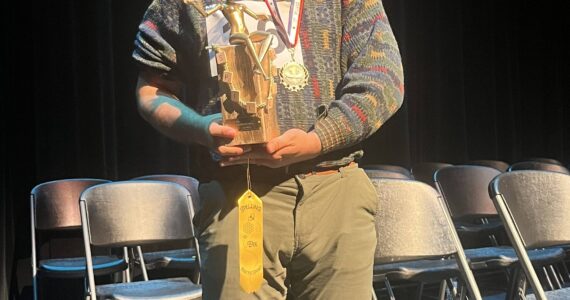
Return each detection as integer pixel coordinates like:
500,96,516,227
265,0,308,92
238,160,263,293
279,49,309,92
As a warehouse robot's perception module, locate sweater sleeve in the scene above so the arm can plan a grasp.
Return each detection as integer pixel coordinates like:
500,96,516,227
313,0,404,154
132,0,203,82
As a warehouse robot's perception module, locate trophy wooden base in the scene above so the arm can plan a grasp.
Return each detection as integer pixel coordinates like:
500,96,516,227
215,43,280,146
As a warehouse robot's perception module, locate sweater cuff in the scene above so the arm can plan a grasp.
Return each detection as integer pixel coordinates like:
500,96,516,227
313,109,350,154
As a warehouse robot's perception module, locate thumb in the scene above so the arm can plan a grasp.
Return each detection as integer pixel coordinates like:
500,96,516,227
266,135,286,154
209,123,236,139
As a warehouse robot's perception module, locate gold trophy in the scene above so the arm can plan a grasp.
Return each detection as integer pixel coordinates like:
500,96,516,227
187,0,280,146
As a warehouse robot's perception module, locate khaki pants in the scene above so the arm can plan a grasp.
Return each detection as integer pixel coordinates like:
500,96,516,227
194,164,378,300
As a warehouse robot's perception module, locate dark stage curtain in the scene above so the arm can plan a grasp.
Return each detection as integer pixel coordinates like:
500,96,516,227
2,0,568,298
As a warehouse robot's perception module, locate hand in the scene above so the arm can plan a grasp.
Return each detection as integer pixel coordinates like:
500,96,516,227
220,129,322,168
209,123,251,156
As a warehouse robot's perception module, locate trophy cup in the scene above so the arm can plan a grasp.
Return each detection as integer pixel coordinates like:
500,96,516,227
189,0,280,146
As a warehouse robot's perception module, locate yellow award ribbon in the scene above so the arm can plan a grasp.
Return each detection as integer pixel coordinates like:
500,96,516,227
238,160,263,293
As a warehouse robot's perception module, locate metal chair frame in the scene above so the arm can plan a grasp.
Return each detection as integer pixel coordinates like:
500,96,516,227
30,178,127,300
370,178,482,300
79,181,202,300
490,170,570,300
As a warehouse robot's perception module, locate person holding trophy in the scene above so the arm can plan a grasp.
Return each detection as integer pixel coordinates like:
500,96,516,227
133,0,404,299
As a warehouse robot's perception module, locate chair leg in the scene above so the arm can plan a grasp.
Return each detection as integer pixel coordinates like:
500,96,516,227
563,260,570,282
83,277,90,300
555,264,566,284
438,280,447,300
136,246,149,281
518,275,527,300
123,247,131,283
371,285,378,300
31,196,38,300
446,278,458,298
32,274,38,300
415,282,424,300
548,265,562,289
455,280,465,300
460,287,467,300
542,266,554,290
506,268,527,300
384,277,396,300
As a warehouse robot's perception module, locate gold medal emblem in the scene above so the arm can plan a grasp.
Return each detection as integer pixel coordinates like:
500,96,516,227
279,59,309,92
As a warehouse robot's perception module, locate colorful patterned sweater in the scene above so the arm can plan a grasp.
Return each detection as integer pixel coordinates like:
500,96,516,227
133,0,404,156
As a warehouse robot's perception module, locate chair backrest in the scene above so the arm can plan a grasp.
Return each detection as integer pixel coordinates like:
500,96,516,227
435,165,501,221
80,181,195,247
508,161,570,175
522,157,563,165
371,178,456,263
489,170,570,300
489,170,570,249
131,174,200,212
31,178,111,230
466,160,509,172
364,169,411,180
362,164,412,179
411,162,453,188
370,178,482,299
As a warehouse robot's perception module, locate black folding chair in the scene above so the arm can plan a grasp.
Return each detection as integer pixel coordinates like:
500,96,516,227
369,178,482,300
435,165,505,242
80,181,202,299
466,160,510,172
435,166,565,297
490,170,570,299
508,161,569,175
130,175,200,280
411,162,453,188
30,178,127,300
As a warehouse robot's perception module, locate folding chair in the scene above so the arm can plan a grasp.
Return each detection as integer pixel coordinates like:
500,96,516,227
411,162,453,188
507,161,570,175
80,181,202,299
489,170,570,299
435,165,505,242
130,175,200,277
30,178,127,300
435,166,565,297
362,164,413,179
370,178,482,300
466,160,510,172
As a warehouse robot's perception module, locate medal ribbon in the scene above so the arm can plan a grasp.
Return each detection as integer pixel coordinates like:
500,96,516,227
238,159,263,293
264,0,304,48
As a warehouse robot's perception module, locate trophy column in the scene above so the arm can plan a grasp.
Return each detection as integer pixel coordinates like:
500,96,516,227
214,42,280,146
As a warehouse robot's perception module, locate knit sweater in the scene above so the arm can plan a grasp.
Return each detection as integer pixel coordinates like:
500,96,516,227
133,0,404,156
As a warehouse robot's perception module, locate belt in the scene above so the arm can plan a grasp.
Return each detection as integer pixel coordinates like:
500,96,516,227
194,146,363,183
245,160,356,182
293,161,357,178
